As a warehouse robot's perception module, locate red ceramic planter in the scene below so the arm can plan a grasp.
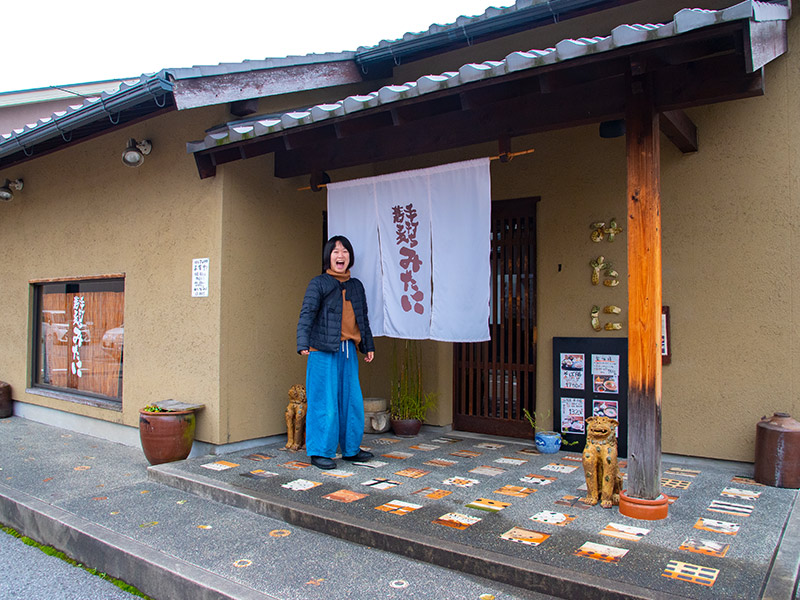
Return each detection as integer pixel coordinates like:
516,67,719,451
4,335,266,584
618,490,669,520
139,409,196,465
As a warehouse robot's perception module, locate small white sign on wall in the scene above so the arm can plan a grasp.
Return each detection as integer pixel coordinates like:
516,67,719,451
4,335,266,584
192,258,210,297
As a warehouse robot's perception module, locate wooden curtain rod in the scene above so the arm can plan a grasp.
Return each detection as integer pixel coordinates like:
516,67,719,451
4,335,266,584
297,148,535,192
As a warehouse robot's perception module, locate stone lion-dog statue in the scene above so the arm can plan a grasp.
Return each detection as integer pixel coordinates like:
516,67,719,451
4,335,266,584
283,384,307,452
580,416,622,508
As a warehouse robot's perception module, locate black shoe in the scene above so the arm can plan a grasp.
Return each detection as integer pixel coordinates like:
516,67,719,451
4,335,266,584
310,456,336,469
342,449,374,462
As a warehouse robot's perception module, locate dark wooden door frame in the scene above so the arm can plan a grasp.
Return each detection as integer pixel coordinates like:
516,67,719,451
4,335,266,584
453,197,538,438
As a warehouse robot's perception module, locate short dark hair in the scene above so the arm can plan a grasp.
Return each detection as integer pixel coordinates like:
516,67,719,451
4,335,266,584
322,235,355,272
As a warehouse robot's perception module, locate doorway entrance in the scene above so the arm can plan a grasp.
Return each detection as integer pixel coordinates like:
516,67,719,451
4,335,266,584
453,197,538,438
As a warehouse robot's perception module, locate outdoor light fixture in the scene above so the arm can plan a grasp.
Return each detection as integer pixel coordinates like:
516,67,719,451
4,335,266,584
599,120,626,139
121,138,152,167
0,178,23,202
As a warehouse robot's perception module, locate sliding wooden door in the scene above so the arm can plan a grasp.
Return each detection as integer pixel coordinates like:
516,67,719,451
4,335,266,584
453,197,538,437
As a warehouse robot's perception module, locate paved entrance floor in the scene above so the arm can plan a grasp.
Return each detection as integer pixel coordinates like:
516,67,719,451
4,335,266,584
152,428,800,600
1,416,798,599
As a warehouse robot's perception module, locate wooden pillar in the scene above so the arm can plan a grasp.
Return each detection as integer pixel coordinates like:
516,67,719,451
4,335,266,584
625,73,663,501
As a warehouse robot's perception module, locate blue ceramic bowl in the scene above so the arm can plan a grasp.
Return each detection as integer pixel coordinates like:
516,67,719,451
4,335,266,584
535,431,562,454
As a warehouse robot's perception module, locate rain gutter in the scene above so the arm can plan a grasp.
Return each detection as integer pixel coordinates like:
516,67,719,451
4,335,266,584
0,73,173,161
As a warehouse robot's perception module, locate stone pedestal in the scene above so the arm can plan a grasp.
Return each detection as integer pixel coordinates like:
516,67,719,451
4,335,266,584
364,397,390,433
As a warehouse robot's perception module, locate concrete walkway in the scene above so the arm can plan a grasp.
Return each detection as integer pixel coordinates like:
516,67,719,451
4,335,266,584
1,416,798,600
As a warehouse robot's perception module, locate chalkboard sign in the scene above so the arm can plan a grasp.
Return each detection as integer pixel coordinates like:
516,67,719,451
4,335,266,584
553,337,628,457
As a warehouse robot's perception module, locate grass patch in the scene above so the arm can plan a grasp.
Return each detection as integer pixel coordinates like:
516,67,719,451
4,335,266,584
1,524,153,598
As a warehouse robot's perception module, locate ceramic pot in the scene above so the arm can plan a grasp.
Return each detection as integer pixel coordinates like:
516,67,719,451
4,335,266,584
391,418,422,437
139,409,196,465
534,430,562,454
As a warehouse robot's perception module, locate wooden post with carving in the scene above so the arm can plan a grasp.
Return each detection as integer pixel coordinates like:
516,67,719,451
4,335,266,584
623,71,665,514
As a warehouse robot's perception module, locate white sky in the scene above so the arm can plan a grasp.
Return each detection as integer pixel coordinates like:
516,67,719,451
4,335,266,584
3,0,515,93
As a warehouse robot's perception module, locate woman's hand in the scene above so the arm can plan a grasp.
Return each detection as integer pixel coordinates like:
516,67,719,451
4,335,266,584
365,351,374,363
300,350,309,356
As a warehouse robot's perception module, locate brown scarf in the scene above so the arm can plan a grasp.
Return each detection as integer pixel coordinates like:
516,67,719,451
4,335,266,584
326,269,361,344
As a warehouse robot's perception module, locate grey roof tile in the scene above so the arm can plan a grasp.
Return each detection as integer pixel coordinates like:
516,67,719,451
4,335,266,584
188,1,790,155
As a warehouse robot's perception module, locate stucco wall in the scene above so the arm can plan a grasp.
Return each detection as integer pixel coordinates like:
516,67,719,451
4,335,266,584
0,105,228,443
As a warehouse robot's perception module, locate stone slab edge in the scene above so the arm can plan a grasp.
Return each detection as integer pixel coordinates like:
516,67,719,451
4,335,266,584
0,483,276,600
149,463,686,600
761,492,800,600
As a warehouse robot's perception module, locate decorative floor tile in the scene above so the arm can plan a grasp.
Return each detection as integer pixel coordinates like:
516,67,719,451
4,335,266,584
433,512,482,530
413,487,452,499
465,498,511,512
362,478,402,490
470,465,507,477
598,522,650,542
373,438,402,445
351,460,388,468
394,468,430,479
281,479,322,491
575,541,629,563
443,477,481,488
494,457,527,466
530,510,576,526
731,475,764,486
242,453,272,461
430,436,462,444
721,487,761,500
382,451,414,460
561,455,583,463
475,443,505,450
322,469,356,479
451,450,482,458
662,478,691,489
201,460,239,471
520,475,557,485
679,537,730,557
517,447,541,456
662,560,719,587
500,527,550,546
424,458,458,468
323,489,368,503
375,500,423,515
541,463,578,474
694,517,740,536
280,461,311,470
664,467,700,478
665,494,679,504
707,500,753,517
554,495,591,509
409,443,440,451
240,470,279,479
494,485,536,498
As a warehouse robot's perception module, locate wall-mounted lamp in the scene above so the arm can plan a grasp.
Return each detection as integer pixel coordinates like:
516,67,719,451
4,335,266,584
121,139,152,167
0,178,23,201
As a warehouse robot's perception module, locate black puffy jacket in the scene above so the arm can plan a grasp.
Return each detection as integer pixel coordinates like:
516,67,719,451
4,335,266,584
297,273,375,355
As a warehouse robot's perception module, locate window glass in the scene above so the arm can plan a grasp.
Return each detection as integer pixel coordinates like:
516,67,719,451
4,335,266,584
33,278,124,402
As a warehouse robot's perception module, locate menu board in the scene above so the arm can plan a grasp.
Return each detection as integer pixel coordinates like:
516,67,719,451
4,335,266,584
553,337,628,457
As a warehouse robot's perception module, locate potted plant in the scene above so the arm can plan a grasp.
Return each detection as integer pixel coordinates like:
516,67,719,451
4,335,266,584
389,340,436,437
139,403,196,465
522,408,563,454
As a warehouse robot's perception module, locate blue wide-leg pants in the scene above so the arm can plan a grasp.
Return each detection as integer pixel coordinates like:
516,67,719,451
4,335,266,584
305,340,365,458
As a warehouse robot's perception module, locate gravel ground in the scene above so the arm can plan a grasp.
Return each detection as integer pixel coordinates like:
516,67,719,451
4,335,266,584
0,529,140,600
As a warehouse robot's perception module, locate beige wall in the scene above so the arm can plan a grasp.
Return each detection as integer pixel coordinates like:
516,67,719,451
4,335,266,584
2,0,798,462
311,8,800,461
0,105,229,443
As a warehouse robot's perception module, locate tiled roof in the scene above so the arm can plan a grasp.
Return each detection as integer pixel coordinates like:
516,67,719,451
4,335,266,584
0,73,173,161
187,1,790,155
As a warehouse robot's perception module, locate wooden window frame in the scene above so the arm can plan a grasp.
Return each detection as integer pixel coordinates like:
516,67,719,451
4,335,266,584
30,276,125,407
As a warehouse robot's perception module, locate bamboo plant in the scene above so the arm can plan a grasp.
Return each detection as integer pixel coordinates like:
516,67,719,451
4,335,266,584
390,340,437,421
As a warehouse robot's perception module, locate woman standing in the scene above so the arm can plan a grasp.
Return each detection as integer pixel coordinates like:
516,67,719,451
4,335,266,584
297,236,375,469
